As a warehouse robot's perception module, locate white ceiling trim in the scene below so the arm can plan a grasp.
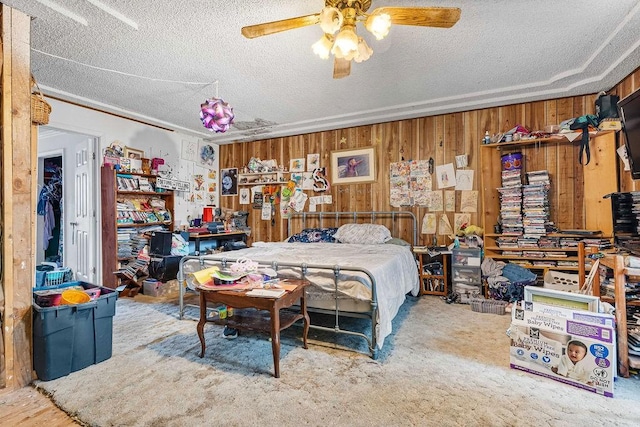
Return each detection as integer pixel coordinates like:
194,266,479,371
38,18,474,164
83,0,139,30
34,0,88,26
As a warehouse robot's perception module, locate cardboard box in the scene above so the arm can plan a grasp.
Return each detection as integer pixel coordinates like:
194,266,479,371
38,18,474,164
509,307,615,397
143,279,178,297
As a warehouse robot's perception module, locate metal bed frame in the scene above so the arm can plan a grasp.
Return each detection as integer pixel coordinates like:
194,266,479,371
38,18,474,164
177,211,417,359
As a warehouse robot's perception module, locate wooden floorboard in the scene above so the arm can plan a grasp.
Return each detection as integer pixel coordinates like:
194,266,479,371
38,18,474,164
0,386,81,426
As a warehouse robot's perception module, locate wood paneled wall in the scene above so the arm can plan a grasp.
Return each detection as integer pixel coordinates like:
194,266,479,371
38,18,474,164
220,69,640,246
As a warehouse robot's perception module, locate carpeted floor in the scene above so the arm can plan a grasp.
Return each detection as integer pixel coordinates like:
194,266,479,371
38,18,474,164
35,295,640,426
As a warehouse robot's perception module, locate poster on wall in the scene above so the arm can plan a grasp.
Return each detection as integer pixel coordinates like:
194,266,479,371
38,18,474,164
207,170,218,207
307,153,320,171
436,163,456,189
290,158,305,172
421,213,436,234
198,140,217,169
460,191,478,212
455,169,474,191
445,190,456,212
239,188,250,205
221,168,238,196
181,140,198,162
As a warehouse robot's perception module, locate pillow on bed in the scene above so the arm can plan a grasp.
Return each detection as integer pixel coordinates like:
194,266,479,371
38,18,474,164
332,223,392,244
385,237,411,247
287,227,338,243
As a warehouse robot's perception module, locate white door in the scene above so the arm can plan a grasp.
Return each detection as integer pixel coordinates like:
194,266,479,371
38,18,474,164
71,138,96,283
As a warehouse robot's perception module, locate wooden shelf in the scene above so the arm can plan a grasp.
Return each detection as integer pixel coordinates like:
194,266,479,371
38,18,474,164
485,246,579,252
117,190,171,196
238,181,287,186
480,130,613,150
117,222,171,228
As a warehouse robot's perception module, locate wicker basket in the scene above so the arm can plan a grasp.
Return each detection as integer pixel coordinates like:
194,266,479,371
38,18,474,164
31,76,51,125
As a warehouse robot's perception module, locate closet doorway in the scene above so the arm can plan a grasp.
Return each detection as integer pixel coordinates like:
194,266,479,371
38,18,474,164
37,127,98,285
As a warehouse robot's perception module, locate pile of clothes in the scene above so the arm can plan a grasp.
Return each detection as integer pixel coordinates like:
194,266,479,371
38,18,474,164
481,257,537,302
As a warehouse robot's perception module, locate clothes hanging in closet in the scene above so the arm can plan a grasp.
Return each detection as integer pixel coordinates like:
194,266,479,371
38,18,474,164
38,164,62,252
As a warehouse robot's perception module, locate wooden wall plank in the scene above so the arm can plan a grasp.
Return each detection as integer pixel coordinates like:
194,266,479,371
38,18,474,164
2,5,33,390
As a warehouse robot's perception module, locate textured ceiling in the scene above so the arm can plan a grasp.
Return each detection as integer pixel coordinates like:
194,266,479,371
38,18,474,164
5,0,640,144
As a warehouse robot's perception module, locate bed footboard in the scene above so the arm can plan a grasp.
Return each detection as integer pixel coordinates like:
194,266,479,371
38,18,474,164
177,255,380,358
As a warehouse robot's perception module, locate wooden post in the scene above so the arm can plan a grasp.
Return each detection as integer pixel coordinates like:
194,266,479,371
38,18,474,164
1,5,34,389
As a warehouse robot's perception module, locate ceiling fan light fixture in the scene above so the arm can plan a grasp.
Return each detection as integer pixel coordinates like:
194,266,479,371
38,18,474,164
312,34,333,60
352,38,372,63
331,26,358,59
319,7,343,35
365,12,391,40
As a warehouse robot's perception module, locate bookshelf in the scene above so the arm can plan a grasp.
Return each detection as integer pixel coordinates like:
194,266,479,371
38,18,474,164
101,166,174,289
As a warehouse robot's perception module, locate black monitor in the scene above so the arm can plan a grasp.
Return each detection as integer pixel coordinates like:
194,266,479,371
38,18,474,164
619,88,640,179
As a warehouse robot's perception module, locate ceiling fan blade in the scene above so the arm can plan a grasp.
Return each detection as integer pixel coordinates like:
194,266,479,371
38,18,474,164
241,14,320,38
372,7,461,28
333,58,351,79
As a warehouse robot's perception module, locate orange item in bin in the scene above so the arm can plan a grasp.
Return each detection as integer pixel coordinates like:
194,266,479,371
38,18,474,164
61,289,91,305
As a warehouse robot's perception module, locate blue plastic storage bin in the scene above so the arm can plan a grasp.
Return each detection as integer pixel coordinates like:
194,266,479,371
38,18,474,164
33,281,117,381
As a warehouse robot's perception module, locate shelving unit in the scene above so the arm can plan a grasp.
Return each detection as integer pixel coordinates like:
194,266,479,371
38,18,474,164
480,131,617,287
483,236,588,286
480,131,617,238
451,248,483,302
238,171,289,186
413,247,450,296
596,254,640,377
101,166,174,289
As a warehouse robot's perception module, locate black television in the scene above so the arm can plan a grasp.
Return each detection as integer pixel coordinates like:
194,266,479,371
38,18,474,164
619,87,640,179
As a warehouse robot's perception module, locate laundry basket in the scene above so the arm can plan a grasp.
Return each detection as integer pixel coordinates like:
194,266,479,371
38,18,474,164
42,267,73,287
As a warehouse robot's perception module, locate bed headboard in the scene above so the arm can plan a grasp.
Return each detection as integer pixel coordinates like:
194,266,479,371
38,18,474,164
287,211,418,246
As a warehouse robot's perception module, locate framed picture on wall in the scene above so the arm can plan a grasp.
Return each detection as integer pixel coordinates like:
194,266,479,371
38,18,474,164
124,146,144,160
330,146,376,184
221,168,238,196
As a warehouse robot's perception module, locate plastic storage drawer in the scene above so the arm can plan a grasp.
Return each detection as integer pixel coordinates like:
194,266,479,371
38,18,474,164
451,266,482,285
451,248,482,267
33,282,117,381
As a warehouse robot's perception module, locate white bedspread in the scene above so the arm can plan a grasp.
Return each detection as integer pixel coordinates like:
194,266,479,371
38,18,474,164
207,242,420,349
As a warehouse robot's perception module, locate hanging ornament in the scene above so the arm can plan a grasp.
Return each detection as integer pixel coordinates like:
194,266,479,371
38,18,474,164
200,97,235,133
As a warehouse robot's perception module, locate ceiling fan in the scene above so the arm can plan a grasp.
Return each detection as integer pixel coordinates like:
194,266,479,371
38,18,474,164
241,1,461,79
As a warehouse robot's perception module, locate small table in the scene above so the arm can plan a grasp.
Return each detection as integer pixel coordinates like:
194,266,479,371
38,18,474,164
197,280,310,378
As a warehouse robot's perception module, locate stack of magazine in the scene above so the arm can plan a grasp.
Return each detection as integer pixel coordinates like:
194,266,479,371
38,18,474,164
522,170,551,240
498,168,523,236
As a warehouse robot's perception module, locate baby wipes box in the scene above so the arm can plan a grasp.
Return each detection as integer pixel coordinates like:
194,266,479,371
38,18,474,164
509,307,615,397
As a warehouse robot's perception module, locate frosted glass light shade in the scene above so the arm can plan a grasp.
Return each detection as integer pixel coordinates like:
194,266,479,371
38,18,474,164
365,12,391,40
353,38,372,63
331,27,358,59
319,7,343,35
312,35,333,60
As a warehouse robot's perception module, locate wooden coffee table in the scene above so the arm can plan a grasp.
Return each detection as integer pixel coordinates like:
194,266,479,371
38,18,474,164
196,279,309,378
